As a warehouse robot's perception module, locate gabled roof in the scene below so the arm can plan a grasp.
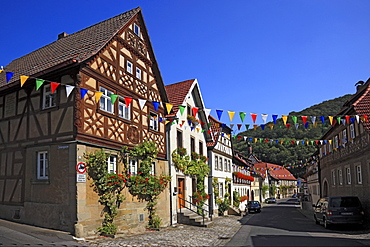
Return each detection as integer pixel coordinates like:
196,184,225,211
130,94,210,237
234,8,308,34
165,79,196,116
0,7,141,87
254,162,296,181
353,83,370,132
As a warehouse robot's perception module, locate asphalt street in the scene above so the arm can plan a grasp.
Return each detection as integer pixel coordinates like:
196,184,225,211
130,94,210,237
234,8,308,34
225,198,369,247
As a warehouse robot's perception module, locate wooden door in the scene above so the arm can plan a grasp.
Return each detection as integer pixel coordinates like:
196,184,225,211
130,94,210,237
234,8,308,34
178,178,185,208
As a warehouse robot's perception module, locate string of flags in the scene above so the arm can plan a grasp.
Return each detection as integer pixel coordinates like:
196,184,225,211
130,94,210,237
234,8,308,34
2,69,368,131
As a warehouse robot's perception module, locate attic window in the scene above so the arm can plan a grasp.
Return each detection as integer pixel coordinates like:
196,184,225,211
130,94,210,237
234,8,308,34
134,24,140,36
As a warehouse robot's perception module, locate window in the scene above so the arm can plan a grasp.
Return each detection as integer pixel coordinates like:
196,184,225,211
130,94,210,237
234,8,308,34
99,87,114,113
350,124,355,139
356,165,362,184
228,160,231,172
129,159,137,175
177,130,183,148
199,141,203,156
42,84,56,109
219,158,223,171
224,159,227,172
136,67,141,80
107,155,117,173
331,170,336,185
215,156,218,170
219,183,224,198
342,129,347,144
190,137,195,154
127,61,133,74
149,112,158,131
37,151,49,180
346,167,351,184
150,162,155,175
134,23,140,36
118,97,131,120
338,169,343,185
334,136,339,148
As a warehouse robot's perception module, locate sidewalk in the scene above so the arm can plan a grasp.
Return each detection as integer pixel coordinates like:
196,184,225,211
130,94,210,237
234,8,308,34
83,214,249,247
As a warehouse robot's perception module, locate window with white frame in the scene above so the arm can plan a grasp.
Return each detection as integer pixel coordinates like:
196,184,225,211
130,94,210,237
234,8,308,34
350,124,355,139
331,170,336,185
338,169,343,185
118,97,131,120
334,136,339,148
356,165,362,184
219,182,224,198
228,160,231,172
346,167,351,184
134,23,140,36
342,129,347,144
42,84,56,109
99,86,114,113
215,156,218,170
129,159,137,175
219,158,223,171
127,61,133,74
37,151,49,180
150,162,155,175
149,112,158,131
224,159,227,172
107,155,117,173
136,67,142,80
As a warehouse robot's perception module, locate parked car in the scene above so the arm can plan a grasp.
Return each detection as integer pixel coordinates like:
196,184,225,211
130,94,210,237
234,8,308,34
291,194,297,198
247,201,261,213
265,197,277,204
313,196,364,229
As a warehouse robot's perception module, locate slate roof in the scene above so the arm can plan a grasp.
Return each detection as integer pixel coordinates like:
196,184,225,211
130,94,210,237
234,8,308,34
254,162,296,181
0,7,141,87
165,79,195,116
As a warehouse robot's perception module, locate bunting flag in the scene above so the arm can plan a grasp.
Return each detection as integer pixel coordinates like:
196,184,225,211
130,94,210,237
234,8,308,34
192,107,198,117
50,82,60,94
165,103,173,115
321,116,326,124
95,92,103,103
152,101,160,111
251,113,257,123
311,116,316,125
253,125,258,130
245,124,250,130
345,115,350,124
272,114,278,124
20,75,29,87
80,88,89,100
237,124,242,130
216,109,223,120
301,116,307,125
261,114,268,124
268,123,274,130
336,116,341,125
138,99,147,110
295,123,299,129
291,116,297,124
125,97,133,107
204,108,211,119
286,123,291,129
6,72,14,83
228,111,235,121
261,124,265,130
65,85,74,97
239,112,246,122
110,94,118,104
230,124,234,130
36,79,45,90
282,115,288,125
356,115,360,123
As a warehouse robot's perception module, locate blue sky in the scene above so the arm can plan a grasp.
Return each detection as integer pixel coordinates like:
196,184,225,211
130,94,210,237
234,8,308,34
1,0,369,125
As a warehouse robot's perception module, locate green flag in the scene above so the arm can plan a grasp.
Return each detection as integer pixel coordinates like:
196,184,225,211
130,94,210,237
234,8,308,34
36,79,45,90
239,112,246,122
178,105,185,115
110,94,118,104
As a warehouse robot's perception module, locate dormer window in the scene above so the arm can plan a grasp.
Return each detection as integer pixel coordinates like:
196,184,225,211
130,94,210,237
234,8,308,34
134,23,140,36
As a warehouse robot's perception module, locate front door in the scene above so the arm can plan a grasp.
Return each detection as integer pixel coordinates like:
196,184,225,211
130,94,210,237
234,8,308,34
178,178,185,208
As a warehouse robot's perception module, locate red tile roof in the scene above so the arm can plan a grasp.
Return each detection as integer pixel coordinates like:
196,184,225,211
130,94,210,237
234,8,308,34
353,83,370,132
254,162,296,180
165,79,195,116
0,7,141,87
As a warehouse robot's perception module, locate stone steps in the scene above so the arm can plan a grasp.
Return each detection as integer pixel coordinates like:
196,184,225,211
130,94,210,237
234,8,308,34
177,208,213,227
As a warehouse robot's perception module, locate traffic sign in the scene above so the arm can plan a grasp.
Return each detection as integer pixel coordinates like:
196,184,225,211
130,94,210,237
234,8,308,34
76,162,86,173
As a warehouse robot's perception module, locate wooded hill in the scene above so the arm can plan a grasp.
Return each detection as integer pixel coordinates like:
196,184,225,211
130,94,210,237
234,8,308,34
232,94,353,177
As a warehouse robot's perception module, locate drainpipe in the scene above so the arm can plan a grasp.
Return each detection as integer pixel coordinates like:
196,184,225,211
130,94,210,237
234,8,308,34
166,124,173,226
208,150,213,218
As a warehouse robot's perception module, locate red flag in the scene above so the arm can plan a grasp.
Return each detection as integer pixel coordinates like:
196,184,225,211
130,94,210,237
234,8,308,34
364,115,368,122
286,123,291,129
345,115,350,124
301,116,307,125
192,107,198,117
291,140,295,145
237,135,242,140
124,97,133,107
237,124,242,130
50,82,60,94
251,113,257,123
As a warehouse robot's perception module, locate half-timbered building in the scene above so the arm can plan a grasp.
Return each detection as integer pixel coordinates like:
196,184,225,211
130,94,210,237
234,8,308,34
0,7,169,237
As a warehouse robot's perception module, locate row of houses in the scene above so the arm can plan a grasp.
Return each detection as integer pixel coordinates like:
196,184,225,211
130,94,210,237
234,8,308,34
0,7,297,238
304,79,370,220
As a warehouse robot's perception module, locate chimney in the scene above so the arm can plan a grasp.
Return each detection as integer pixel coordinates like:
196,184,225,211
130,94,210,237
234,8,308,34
58,32,68,40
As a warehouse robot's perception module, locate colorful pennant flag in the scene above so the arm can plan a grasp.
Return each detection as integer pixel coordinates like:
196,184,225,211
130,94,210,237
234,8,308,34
50,82,60,94
138,99,147,110
216,109,223,120
239,112,246,122
6,72,14,83
152,101,160,111
228,111,235,121
251,113,257,123
36,79,45,90
80,88,89,100
95,92,103,103
20,75,29,87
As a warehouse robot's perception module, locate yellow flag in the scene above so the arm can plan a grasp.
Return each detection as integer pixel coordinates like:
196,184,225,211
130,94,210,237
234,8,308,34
20,75,29,87
0,69,3,73
165,103,173,115
95,92,103,103
282,115,288,125
228,111,235,122
328,116,333,125
268,123,274,130
165,120,170,125
328,140,332,145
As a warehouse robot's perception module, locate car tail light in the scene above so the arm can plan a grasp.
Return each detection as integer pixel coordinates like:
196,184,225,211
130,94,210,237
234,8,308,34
326,211,333,215
360,211,365,216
